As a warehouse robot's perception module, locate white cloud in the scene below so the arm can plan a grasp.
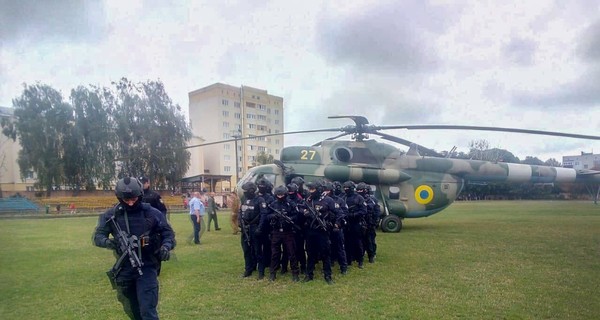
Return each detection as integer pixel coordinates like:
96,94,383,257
1,0,599,162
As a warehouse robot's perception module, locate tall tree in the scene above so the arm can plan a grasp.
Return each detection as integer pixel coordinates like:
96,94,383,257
12,83,73,196
66,85,116,191
256,151,274,165
544,158,561,167
112,78,192,189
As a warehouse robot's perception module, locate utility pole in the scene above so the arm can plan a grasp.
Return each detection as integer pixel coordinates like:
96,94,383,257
231,129,242,185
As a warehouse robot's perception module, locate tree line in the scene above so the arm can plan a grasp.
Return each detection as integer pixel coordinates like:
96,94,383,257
1,78,192,196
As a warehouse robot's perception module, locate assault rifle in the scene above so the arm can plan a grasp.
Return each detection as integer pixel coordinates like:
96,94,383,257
240,215,251,246
268,205,302,231
106,215,144,289
302,202,328,231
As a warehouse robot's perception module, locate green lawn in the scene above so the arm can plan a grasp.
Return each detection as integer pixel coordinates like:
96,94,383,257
1,201,599,319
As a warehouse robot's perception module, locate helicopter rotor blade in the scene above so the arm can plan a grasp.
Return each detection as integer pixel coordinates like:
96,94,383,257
312,132,352,147
184,128,343,149
373,130,443,157
373,125,600,140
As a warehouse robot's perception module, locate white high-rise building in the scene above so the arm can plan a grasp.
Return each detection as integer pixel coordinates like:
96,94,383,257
187,83,284,189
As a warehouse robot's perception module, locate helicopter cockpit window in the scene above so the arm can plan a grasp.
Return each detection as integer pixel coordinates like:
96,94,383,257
389,186,400,200
255,173,276,186
238,171,256,186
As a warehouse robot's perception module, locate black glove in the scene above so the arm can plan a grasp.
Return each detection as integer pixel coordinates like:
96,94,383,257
159,246,170,261
104,238,117,250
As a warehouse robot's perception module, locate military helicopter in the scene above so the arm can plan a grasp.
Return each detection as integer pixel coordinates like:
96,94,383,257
189,116,600,232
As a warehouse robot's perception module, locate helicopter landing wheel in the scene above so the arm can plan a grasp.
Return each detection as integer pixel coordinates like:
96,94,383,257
381,214,402,233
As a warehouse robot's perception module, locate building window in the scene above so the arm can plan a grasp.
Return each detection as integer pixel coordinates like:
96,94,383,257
275,119,279,125
246,113,256,119
274,109,279,115
224,155,231,161
246,102,256,108
234,113,241,119
222,99,229,106
258,104,266,111
267,108,271,114
248,123,256,129
224,144,231,150
275,149,279,155
223,122,229,128
224,166,231,172
235,124,242,130
275,139,280,145
222,111,229,117
234,102,240,108
223,133,230,139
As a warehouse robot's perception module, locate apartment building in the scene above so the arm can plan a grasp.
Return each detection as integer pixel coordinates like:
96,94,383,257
563,151,600,171
187,83,284,188
0,106,36,192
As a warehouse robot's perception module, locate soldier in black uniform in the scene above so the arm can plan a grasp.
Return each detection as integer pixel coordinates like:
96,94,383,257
291,176,309,199
268,185,300,282
138,176,168,220
286,182,307,275
357,182,381,263
255,178,274,280
342,180,367,269
239,181,268,278
300,180,339,284
330,181,349,274
94,177,175,320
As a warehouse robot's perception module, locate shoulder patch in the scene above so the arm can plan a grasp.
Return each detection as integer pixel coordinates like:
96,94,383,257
334,203,340,208
261,203,267,208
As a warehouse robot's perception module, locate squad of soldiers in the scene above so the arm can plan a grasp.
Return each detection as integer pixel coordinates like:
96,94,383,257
238,177,381,285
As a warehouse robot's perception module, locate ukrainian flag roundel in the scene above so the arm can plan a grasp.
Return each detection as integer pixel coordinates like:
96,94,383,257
415,185,434,205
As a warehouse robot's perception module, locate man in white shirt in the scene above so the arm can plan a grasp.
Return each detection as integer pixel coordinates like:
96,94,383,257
189,191,206,244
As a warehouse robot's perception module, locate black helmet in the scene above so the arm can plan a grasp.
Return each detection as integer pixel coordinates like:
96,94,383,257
242,181,257,193
274,185,287,197
115,177,143,199
333,181,342,191
356,182,369,193
305,180,320,191
257,177,271,193
291,176,304,186
321,181,333,192
343,180,356,191
287,183,298,193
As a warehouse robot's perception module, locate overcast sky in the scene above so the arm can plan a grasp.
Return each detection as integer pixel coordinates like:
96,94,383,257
1,0,599,161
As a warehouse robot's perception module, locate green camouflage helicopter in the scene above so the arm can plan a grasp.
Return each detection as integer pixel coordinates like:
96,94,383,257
193,116,600,232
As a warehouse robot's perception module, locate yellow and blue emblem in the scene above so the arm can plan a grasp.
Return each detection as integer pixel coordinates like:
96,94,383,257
414,185,434,205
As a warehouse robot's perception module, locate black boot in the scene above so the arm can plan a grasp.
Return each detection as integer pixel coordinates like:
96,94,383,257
358,261,364,269
368,256,375,263
302,275,313,282
243,270,252,277
258,272,265,280
325,276,333,285
292,274,300,282
269,273,276,282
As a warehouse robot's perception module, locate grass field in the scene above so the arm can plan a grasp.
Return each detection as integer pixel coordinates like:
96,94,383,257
0,200,599,319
